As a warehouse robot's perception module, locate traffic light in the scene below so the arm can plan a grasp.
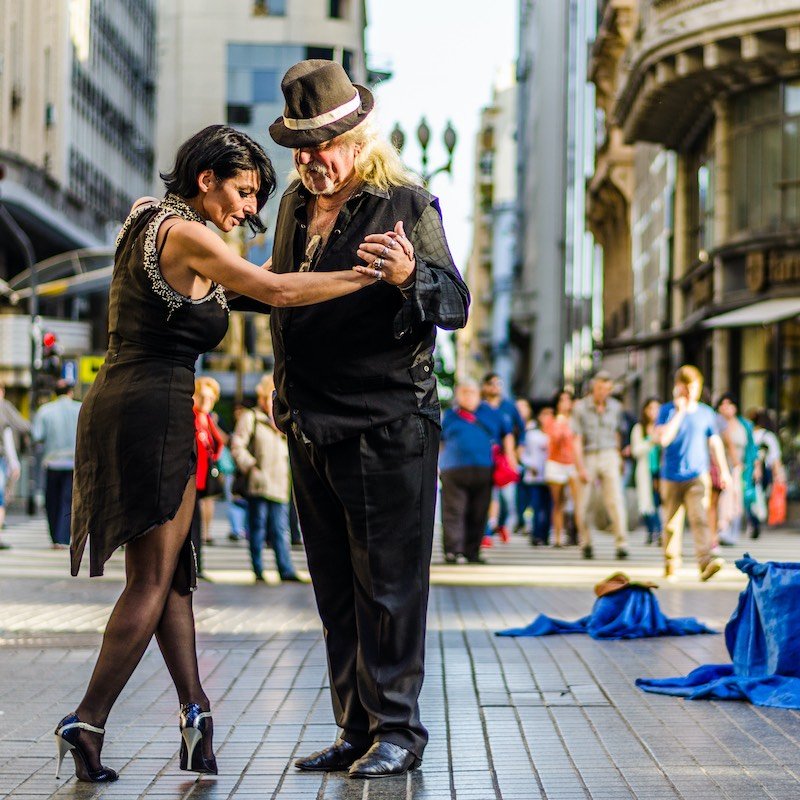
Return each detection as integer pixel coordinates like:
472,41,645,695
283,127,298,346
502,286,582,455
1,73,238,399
38,331,62,391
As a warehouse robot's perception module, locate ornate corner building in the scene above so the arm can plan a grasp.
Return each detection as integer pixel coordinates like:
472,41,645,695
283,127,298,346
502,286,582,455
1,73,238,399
597,0,800,513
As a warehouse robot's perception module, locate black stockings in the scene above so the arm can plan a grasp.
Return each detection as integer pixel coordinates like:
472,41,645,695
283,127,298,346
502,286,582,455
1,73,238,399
74,480,211,769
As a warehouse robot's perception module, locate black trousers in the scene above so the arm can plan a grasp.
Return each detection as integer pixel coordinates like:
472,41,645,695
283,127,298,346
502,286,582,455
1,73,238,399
440,466,494,561
45,468,73,546
288,414,439,758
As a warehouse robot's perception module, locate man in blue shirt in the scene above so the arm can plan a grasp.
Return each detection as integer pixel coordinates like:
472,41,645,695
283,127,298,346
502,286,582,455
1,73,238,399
654,365,731,581
481,373,524,540
32,380,81,549
440,381,516,563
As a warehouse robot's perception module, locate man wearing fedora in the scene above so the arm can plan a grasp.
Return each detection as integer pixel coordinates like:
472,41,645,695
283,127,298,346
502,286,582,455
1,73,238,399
265,60,469,778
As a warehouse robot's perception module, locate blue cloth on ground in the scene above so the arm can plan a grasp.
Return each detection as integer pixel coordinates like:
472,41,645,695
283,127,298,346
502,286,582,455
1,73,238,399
636,555,800,709
496,585,715,640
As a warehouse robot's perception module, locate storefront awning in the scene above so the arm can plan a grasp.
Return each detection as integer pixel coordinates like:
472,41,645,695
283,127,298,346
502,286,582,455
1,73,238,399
702,298,800,329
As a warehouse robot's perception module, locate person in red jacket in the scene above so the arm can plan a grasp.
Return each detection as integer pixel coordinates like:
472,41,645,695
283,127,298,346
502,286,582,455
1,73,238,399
192,377,225,570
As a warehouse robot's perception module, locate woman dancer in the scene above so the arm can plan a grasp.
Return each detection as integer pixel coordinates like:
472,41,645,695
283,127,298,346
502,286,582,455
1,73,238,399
55,125,379,783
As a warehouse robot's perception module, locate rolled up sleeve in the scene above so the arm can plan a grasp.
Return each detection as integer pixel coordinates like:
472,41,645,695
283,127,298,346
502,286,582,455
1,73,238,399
393,202,470,338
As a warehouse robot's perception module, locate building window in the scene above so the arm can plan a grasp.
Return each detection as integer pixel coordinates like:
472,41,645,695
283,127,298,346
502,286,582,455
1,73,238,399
252,70,278,103
329,0,346,18
688,127,715,260
730,81,800,235
306,46,334,62
227,104,253,125
253,0,286,15
342,49,354,79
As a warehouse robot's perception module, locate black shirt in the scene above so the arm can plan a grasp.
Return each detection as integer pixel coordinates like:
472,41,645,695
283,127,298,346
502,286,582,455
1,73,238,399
269,180,469,445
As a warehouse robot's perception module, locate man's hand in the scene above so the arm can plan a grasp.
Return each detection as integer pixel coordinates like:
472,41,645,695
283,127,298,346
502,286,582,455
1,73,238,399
356,220,416,287
578,467,590,484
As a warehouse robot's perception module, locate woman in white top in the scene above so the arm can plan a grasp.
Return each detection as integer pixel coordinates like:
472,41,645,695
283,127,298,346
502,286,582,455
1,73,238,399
630,398,662,545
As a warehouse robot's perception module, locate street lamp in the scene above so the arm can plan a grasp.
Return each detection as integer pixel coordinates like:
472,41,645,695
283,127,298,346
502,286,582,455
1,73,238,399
391,118,457,186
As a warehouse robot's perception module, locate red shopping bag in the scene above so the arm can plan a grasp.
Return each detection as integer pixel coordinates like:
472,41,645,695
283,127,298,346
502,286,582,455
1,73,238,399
768,482,787,526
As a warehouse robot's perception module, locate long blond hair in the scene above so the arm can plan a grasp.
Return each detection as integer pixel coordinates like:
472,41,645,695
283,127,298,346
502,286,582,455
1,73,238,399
289,117,422,193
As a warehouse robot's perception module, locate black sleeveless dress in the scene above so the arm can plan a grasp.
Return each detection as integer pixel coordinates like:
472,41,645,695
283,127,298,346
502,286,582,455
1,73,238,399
70,195,229,591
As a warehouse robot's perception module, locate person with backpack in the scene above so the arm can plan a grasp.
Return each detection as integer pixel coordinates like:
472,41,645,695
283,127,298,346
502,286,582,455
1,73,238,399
230,375,303,584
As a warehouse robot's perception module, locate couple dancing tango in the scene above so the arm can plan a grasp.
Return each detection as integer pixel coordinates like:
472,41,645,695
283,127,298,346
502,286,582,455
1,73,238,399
53,60,469,784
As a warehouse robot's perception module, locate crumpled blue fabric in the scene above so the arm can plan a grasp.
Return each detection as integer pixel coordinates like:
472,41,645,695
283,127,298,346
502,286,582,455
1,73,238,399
636,554,800,708
496,585,715,640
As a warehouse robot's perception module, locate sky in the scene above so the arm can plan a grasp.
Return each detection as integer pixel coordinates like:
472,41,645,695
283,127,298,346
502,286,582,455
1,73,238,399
364,0,518,268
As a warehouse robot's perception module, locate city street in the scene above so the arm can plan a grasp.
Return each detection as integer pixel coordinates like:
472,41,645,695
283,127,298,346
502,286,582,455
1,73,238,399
2,515,800,799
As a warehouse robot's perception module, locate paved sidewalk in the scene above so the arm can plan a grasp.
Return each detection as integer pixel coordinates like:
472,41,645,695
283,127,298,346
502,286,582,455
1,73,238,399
2,515,800,799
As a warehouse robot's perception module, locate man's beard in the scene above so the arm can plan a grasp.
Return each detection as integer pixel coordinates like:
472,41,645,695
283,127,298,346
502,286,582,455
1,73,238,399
298,163,335,196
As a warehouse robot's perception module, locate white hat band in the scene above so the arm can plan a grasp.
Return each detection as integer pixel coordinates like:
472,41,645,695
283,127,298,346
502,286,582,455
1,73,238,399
283,91,361,131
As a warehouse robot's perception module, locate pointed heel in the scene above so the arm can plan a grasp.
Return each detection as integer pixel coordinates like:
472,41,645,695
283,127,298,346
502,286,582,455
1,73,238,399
54,713,118,783
179,703,217,774
181,726,202,767
54,733,74,779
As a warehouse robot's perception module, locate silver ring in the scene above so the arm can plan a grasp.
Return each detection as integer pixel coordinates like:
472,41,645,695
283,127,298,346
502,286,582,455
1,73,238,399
381,245,390,258
374,269,383,280
374,257,384,269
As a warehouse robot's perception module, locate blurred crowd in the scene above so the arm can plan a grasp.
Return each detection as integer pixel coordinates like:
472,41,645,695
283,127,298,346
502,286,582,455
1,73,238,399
0,367,789,581
439,367,787,577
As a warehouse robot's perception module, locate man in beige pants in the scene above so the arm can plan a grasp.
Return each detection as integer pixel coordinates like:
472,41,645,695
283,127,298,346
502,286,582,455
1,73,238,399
653,365,731,581
573,370,629,560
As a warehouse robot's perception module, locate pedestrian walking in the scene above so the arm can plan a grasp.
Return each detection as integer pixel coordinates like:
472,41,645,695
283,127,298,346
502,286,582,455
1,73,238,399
440,382,514,564
32,380,81,550
223,402,250,541
0,381,31,440
191,376,225,575
545,389,581,548
0,423,21,550
230,375,302,583
261,60,469,778
630,397,662,545
518,401,553,545
653,365,731,581
56,125,379,784
746,408,785,537
572,370,629,560
712,394,757,547
481,372,525,541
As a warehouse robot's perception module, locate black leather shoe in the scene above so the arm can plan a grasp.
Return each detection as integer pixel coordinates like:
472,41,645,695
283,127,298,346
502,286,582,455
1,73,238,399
295,738,366,772
348,741,421,779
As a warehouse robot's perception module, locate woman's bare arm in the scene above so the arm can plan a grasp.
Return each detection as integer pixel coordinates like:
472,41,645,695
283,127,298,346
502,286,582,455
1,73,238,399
166,221,376,307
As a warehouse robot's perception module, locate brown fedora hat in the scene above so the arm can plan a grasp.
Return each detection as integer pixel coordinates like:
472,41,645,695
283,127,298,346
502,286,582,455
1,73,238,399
594,571,658,598
269,59,374,148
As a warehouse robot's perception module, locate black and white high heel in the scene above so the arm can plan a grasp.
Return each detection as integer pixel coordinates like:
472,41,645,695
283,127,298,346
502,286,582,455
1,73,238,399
179,703,217,774
54,714,118,782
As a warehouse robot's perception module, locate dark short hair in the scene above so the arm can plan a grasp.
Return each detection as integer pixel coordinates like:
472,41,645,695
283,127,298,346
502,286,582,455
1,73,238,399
54,380,74,396
482,372,500,384
160,125,277,234
715,392,738,411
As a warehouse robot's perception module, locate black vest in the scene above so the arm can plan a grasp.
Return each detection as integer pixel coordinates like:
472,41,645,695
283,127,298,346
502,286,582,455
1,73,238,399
270,181,439,445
